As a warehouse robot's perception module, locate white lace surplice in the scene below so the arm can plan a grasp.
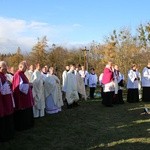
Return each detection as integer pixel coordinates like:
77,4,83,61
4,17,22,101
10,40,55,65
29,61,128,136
19,77,29,94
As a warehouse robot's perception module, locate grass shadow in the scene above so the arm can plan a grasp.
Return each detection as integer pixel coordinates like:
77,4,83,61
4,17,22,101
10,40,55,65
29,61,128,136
0,100,150,150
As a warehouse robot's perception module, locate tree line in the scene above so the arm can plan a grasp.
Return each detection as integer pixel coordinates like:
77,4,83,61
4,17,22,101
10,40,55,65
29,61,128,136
1,23,150,80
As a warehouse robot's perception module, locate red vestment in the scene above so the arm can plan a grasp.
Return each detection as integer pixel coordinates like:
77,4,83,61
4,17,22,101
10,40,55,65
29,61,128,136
0,72,14,117
12,70,34,110
102,67,114,85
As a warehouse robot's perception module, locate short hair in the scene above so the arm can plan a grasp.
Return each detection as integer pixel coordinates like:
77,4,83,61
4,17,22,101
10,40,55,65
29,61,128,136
35,63,40,68
70,64,76,67
0,61,7,68
18,61,27,69
49,66,54,70
131,63,137,68
90,67,95,71
107,61,113,65
76,64,81,68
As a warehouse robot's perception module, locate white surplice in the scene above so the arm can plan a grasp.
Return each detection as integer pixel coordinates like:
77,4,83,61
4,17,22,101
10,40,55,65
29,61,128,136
44,74,63,114
79,70,89,85
31,70,45,117
25,70,33,83
5,73,13,83
19,77,29,94
75,70,87,100
64,70,79,104
127,69,141,89
142,67,150,87
62,70,68,92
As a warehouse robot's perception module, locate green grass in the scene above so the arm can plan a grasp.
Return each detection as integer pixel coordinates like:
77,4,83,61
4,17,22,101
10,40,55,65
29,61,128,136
0,99,150,150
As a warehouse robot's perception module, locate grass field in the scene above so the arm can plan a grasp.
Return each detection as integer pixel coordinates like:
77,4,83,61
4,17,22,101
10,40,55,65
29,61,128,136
0,98,150,150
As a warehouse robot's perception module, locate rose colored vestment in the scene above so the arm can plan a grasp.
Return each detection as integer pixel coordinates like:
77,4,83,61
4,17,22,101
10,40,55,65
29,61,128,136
12,70,34,110
102,67,113,85
0,72,14,142
0,72,14,117
12,70,34,131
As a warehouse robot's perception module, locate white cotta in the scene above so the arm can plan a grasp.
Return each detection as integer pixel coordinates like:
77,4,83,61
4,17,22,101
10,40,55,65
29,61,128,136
127,69,141,89
0,78,12,95
19,77,29,95
103,80,118,94
88,73,98,88
0,78,15,107
31,70,45,109
5,73,13,83
142,67,150,87
113,71,124,90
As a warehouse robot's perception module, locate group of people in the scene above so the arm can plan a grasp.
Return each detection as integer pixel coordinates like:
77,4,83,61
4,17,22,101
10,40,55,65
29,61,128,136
99,62,124,107
1,59,150,142
62,64,98,108
0,61,96,142
0,61,34,142
99,61,150,107
0,61,65,142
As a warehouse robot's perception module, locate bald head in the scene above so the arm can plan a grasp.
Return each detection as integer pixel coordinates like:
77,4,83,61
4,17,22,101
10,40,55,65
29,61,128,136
0,61,7,74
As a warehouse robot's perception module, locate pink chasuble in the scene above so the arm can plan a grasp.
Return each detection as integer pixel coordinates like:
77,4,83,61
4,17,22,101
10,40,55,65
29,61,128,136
12,70,34,110
102,67,114,85
0,72,14,117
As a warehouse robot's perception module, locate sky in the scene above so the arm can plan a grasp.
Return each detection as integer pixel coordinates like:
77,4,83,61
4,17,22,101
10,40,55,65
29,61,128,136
0,0,150,53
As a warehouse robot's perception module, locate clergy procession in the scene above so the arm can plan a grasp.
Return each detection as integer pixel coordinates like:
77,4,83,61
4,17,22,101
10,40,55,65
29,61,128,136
0,59,150,142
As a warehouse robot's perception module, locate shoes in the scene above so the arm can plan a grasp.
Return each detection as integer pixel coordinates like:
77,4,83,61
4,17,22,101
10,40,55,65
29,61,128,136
140,108,150,115
144,108,149,114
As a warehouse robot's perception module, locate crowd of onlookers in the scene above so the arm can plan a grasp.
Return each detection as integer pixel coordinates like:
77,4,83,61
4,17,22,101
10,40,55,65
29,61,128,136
0,59,150,142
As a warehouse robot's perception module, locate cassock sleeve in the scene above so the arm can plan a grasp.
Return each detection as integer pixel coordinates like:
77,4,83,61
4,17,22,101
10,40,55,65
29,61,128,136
19,77,29,94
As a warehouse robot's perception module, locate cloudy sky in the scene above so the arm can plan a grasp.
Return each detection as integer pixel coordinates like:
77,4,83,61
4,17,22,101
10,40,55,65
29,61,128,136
0,0,150,53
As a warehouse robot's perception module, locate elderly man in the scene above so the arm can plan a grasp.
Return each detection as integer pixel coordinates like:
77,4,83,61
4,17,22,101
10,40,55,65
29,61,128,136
0,61,14,141
102,61,118,107
12,61,34,131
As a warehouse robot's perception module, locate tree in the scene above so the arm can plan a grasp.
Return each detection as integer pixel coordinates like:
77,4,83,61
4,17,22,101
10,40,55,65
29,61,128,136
102,28,142,78
7,47,24,69
30,36,48,66
137,22,150,51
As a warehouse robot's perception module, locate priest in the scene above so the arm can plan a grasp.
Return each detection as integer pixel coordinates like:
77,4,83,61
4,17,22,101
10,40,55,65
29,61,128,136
0,61,14,142
12,61,34,131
